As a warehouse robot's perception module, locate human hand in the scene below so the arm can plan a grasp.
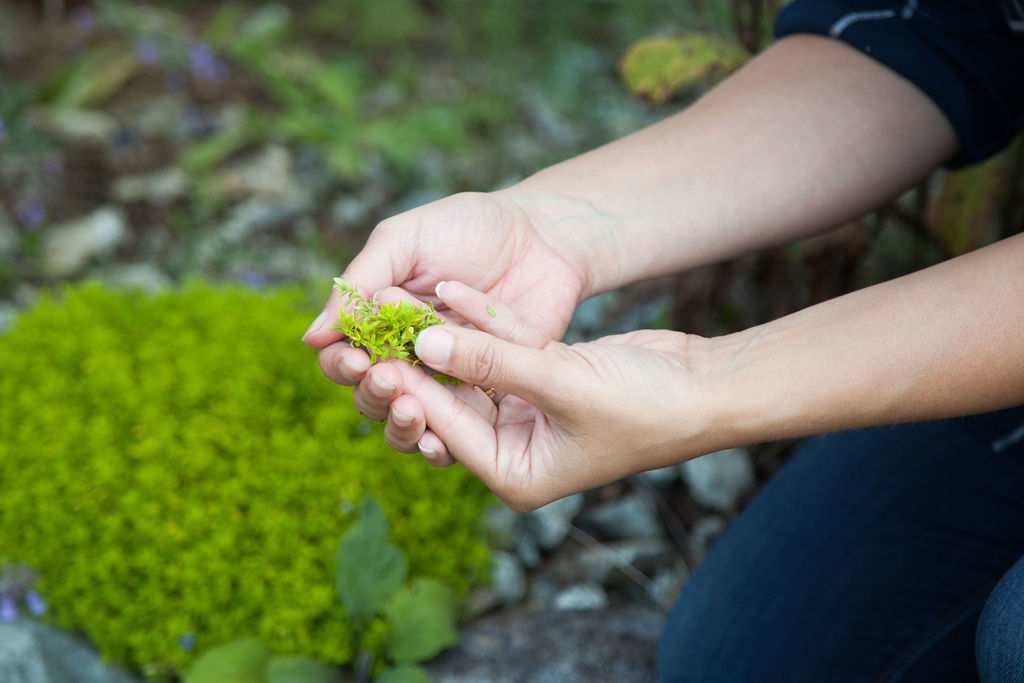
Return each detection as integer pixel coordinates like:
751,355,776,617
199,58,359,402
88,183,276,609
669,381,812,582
371,281,721,511
302,191,589,390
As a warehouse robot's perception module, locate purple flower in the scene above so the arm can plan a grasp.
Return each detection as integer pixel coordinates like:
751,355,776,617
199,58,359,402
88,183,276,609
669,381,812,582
16,200,46,231
25,590,46,617
178,632,197,652
0,115,6,141
135,40,160,65
243,271,267,288
0,595,17,622
43,154,64,178
188,42,229,83
70,6,96,34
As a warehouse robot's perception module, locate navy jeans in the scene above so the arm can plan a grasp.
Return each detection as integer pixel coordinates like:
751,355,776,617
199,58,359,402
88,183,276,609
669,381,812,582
658,406,1024,682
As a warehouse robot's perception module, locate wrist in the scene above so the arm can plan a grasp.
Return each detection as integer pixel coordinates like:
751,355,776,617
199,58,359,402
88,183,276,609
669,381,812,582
493,179,630,301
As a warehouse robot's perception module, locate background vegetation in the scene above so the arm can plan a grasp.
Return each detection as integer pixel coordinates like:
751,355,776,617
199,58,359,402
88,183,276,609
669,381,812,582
1,0,1021,680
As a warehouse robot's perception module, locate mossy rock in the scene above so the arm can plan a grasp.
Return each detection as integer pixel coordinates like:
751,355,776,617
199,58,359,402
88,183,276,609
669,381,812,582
0,281,493,678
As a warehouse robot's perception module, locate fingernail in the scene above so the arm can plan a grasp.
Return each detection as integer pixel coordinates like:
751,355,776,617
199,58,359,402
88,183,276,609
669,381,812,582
415,327,452,367
371,373,395,396
341,355,365,378
435,281,447,299
391,409,412,427
302,309,329,342
418,441,438,459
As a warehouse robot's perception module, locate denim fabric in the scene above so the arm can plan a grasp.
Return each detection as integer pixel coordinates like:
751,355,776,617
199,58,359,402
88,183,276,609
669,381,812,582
658,406,1024,682
977,552,1024,682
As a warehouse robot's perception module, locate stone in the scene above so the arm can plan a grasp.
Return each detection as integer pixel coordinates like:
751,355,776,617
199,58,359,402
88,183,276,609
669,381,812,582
689,515,730,564
41,109,118,145
490,550,527,606
42,207,127,278
523,493,584,551
579,492,663,540
111,167,189,205
544,537,675,588
427,605,662,682
215,144,299,199
0,620,138,683
679,447,755,511
93,263,172,291
553,583,608,611
649,564,690,610
0,302,19,335
631,464,679,488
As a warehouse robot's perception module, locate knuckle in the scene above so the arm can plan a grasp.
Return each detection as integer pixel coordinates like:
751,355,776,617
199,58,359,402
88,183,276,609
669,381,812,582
468,341,502,387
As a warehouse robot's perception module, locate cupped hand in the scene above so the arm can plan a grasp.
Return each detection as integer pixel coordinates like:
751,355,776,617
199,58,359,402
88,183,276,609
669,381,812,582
303,191,589,392
379,281,724,512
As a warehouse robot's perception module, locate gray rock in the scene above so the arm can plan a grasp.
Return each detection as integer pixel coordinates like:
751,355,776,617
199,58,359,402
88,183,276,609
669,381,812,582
0,302,19,334
428,605,662,682
92,263,172,291
216,197,306,244
42,207,127,278
0,620,138,683
524,493,585,550
649,564,690,610
111,167,189,205
579,492,662,540
544,537,674,588
679,447,755,511
689,515,730,564
215,144,300,199
484,504,520,550
553,583,608,611
491,551,527,606
631,464,680,488
40,109,118,145
134,93,189,141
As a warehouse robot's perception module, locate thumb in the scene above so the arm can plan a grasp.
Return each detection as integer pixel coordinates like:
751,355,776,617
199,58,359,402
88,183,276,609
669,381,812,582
415,325,554,406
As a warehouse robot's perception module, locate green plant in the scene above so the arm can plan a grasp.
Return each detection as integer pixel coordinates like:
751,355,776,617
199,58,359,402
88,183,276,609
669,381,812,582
332,279,459,385
188,498,459,683
0,281,493,678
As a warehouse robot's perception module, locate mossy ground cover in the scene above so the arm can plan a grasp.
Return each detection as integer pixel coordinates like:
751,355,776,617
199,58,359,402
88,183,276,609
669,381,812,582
0,281,493,678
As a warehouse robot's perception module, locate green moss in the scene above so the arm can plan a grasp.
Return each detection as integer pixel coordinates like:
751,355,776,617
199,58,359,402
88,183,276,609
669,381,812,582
0,281,493,678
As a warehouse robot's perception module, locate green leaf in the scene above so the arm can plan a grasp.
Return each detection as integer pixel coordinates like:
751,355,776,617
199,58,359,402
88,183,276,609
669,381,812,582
184,638,271,683
384,578,459,664
40,43,141,109
619,34,749,103
374,665,434,683
265,655,339,683
335,498,408,623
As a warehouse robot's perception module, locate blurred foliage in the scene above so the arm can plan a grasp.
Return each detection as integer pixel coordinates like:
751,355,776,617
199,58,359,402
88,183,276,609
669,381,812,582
0,282,493,678
619,34,749,103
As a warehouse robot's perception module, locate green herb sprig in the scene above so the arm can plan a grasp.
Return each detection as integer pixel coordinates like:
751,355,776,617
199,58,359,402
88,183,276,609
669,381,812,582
332,278,460,385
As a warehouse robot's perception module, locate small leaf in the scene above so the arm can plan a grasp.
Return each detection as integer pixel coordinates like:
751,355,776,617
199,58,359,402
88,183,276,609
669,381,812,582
184,638,272,683
385,578,459,664
486,306,496,318
619,34,749,103
374,665,434,683
266,655,339,683
335,498,408,623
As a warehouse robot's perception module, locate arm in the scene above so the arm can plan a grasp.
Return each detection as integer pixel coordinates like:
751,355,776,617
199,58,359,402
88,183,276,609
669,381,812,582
500,34,957,298
708,231,1024,446
397,235,1024,510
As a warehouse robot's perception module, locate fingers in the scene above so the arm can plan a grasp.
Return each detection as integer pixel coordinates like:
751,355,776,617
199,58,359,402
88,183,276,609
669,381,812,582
435,280,550,349
414,323,559,411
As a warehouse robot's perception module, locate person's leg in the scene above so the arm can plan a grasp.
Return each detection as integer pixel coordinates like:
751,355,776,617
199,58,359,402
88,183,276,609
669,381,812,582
976,552,1024,683
657,406,1024,683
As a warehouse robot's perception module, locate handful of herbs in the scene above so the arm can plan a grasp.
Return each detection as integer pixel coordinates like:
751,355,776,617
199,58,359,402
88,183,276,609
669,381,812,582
332,278,459,384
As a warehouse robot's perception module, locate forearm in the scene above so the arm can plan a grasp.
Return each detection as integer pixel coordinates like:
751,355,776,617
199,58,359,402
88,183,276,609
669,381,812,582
499,34,957,298
703,233,1024,448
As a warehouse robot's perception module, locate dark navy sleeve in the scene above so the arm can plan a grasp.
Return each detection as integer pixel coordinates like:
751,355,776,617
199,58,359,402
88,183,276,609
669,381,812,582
774,0,1024,167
